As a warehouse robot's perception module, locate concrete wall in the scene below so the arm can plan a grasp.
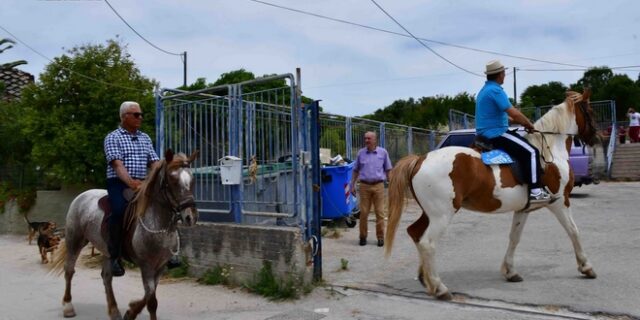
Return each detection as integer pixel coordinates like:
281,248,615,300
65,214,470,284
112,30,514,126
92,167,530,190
1,189,313,285
180,223,312,285
0,186,82,234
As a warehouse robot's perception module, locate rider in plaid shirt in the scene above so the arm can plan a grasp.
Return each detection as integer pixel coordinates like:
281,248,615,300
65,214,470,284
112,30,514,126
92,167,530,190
104,101,159,276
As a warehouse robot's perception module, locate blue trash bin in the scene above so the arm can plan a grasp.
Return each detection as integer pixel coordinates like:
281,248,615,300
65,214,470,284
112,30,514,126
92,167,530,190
321,162,357,221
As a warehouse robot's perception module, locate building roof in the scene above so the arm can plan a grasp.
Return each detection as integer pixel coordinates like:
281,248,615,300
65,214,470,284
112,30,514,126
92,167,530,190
1,68,34,101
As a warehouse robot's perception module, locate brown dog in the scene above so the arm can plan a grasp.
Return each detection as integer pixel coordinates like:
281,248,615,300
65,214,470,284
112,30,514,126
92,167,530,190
38,233,61,264
24,216,56,245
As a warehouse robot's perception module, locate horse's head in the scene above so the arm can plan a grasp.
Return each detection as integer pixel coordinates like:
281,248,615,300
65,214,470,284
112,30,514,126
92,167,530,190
164,149,200,226
570,89,599,146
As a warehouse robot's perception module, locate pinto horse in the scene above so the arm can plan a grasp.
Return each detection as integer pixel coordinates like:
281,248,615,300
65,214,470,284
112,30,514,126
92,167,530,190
51,150,199,320
386,90,598,300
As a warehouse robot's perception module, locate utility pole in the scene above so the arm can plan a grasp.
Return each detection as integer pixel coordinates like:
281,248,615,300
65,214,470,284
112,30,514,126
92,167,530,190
513,67,517,105
182,51,187,87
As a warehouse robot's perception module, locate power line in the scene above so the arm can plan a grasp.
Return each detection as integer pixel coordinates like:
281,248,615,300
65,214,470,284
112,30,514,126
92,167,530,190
247,0,591,69
368,0,481,77
103,0,182,57
0,24,150,93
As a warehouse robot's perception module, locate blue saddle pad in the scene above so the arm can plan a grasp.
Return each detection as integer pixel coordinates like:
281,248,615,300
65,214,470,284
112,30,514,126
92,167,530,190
481,149,514,165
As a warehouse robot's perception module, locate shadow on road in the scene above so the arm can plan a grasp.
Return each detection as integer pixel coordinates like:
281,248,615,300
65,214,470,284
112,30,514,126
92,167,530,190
569,192,590,198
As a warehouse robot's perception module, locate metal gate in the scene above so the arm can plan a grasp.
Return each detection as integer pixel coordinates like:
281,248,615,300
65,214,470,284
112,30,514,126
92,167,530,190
155,74,314,230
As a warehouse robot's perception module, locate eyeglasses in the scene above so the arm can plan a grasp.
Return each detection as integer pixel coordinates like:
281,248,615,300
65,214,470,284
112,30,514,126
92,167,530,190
126,112,143,118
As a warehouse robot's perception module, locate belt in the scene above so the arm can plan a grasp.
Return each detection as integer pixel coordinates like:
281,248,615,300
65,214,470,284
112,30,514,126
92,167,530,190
360,180,383,185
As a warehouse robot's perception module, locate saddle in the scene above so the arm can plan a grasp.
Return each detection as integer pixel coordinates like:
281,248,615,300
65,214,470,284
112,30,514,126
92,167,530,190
473,135,526,185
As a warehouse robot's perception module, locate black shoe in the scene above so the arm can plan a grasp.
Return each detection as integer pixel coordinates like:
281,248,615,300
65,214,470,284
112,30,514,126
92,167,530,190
377,239,384,247
167,255,182,269
111,259,125,277
359,238,367,246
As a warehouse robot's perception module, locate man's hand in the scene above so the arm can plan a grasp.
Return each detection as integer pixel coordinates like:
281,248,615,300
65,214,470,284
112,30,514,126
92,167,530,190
129,179,142,191
350,183,357,196
524,122,535,133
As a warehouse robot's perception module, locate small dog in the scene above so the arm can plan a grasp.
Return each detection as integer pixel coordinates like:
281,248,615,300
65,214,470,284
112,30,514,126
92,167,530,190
38,233,61,264
24,216,56,245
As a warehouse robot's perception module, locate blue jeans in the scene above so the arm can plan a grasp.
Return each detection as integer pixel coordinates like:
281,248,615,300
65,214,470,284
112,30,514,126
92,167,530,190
106,178,128,226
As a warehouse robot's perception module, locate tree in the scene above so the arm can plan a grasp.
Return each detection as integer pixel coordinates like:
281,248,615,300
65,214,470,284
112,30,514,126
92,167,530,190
0,38,27,70
19,39,156,186
519,81,568,108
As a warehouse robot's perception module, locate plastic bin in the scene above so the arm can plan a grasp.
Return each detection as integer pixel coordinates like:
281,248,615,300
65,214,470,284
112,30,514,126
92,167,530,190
321,162,357,221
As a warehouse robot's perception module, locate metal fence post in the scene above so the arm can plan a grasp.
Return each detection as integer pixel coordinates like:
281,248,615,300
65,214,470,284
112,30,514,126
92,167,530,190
379,122,386,148
309,100,322,281
154,92,164,157
229,84,243,223
346,117,353,160
407,127,413,154
429,131,436,151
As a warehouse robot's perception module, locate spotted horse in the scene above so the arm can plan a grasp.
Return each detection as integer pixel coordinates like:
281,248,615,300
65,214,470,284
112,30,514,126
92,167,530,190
385,90,598,300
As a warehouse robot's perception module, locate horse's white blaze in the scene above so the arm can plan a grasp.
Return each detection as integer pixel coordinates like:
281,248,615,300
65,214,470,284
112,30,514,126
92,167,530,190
179,169,192,190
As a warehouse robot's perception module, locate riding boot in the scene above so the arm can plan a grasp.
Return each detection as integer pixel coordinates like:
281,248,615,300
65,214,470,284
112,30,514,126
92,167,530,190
107,225,125,277
167,255,182,269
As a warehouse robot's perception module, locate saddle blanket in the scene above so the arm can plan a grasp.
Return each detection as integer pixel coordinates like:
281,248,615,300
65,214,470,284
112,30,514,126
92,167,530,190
481,149,514,165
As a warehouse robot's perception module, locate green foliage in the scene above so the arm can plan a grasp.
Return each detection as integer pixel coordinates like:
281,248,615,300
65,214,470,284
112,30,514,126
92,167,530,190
166,257,190,278
18,39,156,186
0,38,27,70
340,258,349,271
199,265,234,286
519,81,568,108
320,129,346,156
244,260,307,300
362,93,475,129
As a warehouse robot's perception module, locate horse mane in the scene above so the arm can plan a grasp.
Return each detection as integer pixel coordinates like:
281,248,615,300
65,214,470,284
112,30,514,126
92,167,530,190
528,91,584,161
130,152,189,220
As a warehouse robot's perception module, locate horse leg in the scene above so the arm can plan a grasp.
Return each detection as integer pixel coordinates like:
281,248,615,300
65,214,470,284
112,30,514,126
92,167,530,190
415,213,452,300
124,268,156,320
547,204,596,278
501,211,529,282
101,259,123,320
146,269,164,320
62,237,87,318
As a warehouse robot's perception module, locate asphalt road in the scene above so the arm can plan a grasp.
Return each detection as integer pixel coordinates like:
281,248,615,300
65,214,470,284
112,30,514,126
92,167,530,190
322,181,640,319
0,181,638,319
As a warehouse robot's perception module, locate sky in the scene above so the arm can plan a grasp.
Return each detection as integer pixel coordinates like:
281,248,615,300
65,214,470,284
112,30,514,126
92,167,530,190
1,0,639,117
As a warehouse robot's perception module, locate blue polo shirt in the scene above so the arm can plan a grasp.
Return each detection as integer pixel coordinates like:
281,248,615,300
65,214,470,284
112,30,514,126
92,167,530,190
475,80,512,139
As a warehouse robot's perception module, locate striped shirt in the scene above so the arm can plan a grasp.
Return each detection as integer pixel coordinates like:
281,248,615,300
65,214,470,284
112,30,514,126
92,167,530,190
104,127,159,179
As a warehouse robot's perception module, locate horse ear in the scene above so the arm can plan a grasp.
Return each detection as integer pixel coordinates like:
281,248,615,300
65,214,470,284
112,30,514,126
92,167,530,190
583,88,592,100
187,150,200,164
165,149,174,162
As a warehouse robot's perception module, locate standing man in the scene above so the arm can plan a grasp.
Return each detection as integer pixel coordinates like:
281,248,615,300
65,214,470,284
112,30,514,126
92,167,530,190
476,60,550,202
104,101,159,276
350,131,393,247
627,107,640,143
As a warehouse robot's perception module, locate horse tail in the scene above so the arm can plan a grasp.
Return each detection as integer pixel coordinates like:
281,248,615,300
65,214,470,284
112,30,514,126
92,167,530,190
49,240,67,276
385,154,422,258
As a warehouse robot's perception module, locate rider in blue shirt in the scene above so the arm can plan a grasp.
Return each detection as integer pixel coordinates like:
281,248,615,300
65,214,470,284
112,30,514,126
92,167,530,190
476,60,550,202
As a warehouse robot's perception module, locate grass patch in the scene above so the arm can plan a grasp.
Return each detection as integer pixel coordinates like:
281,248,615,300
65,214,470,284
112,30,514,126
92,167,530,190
244,260,311,300
339,258,349,271
199,265,233,286
166,257,190,278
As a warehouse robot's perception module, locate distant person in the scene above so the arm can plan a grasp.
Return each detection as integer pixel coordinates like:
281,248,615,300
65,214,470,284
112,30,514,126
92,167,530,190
350,131,392,247
607,125,627,144
475,60,550,203
627,107,640,143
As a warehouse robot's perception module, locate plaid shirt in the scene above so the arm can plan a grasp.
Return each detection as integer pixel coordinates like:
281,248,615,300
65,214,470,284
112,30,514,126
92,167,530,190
104,127,159,179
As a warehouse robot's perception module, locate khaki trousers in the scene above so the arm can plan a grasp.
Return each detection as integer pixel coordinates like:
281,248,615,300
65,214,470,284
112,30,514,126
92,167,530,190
358,182,385,240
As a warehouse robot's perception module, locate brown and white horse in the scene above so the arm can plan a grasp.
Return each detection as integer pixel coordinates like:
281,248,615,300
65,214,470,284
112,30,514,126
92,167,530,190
51,150,199,320
386,90,598,300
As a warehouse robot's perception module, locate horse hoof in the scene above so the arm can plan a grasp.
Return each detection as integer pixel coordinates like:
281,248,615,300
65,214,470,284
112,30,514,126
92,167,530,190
507,274,523,282
63,303,76,318
417,273,426,288
582,269,597,279
123,310,135,320
436,291,453,301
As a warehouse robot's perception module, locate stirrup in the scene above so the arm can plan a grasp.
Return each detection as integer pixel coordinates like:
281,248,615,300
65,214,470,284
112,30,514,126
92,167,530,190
111,259,125,277
529,190,551,203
